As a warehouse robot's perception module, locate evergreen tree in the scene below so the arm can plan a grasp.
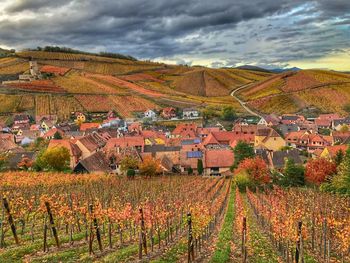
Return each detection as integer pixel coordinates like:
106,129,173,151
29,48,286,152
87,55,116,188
232,141,255,169
334,150,344,166
330,148,350,194
281,158,305,187
197,159,204,175
53,131,63,139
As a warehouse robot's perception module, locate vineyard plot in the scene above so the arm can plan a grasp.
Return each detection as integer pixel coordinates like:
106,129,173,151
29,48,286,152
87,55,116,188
0,173,230,262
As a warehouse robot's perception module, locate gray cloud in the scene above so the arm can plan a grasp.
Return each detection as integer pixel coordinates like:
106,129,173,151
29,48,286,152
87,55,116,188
0,0,349,69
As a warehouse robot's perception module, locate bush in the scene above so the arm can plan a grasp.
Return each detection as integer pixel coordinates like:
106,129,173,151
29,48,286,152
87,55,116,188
126,169,135,179
234,172,255,192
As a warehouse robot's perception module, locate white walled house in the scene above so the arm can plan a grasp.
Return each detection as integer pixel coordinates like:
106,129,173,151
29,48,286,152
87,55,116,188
144,109,157,120
183,108,199,119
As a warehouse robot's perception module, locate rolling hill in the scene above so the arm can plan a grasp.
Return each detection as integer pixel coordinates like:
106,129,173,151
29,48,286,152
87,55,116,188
0,51,272,120
236,70,350,115
1,50,350,120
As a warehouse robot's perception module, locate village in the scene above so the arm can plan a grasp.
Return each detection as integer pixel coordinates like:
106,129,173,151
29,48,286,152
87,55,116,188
1,106,349,176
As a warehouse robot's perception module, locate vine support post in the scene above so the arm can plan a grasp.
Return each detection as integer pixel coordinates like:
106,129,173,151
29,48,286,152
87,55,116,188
89,204,103,252
295,221,304,263
242,217,247,263
187,212,195,263
3,198,19,245
45,201,60,248
138,207,147,259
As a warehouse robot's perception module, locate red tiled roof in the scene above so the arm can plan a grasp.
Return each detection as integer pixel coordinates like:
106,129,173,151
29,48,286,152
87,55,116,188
48,139,82,157
315,119,331,127
77,133,106,152
172,123,197,138
325,145,347,157
204,149,234,168
80,123,100,131
105,136,144,152
43,128,64,139
318,113,340,120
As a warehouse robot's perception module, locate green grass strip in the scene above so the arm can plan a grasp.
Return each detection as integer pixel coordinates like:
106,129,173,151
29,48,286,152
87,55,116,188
209,183,235,263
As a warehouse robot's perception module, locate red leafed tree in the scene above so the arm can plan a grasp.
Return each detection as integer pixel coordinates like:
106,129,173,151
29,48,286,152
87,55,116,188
305,158,337,185
235,157,270,183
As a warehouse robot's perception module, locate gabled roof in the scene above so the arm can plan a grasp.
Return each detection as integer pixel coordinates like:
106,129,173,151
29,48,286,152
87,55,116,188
172,123,197,138
204,149,234,168
202,133,220,146
105,136,144,152
48,139,82,157
270,149,302,169
42,128,64,139
74,152,111,173
77,132,106,152
323,145,348,158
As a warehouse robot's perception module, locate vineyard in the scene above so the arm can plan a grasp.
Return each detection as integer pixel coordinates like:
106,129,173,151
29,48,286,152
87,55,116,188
0,173,230,262
0,172,348,262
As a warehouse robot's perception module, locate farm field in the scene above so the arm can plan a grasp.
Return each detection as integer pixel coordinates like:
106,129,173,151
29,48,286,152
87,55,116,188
0,173,348,263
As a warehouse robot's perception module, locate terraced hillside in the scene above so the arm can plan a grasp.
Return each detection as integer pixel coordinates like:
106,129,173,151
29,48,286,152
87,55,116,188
236,70,350,115
0,52,272,119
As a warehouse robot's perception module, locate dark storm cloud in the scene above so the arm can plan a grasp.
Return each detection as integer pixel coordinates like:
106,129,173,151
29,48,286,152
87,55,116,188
0,0,350,67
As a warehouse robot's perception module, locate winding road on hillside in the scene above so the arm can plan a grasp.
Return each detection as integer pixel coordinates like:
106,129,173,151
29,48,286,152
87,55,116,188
230,83,262,117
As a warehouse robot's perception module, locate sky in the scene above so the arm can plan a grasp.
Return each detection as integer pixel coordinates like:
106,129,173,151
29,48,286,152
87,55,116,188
0,0,349,70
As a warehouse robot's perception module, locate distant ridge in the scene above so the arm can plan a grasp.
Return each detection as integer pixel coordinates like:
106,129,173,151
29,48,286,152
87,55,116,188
270,67,301,73
235,65,271,73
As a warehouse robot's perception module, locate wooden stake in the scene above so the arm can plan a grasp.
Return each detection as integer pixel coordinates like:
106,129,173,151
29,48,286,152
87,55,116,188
45,202,60,248
3,198,19,245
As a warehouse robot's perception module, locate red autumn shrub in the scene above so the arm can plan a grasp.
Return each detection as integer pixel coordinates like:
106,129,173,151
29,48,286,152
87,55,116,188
305,158,337,185
235,157,270,184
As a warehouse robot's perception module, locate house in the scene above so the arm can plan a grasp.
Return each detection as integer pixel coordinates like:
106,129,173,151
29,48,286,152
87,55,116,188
285,131,333,152
179,138,202,173
172,123,198,138
162,107,177,119
277,124,300,136
320,145,348,160
254,127,285,151
332,131,350,144
128,122,142,134
80,122,100,132
266,149,302,169
76,132,107,159
263,114,280,126
106,110,118,121
104,136,145,154
48,139,82,168
144,109,157,120
203,149,234,176
107,146,142,174
42,128,64,140
0,136,22,153
75,112,86,123
183,108,199,119
281,114,305,125
315,114,341,129
74,151,111,174
13,114,30,125
332,118,350,131
196,126,221,139
40,119,55,132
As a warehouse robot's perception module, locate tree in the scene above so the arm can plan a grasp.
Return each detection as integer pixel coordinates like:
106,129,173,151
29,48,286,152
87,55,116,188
188,167,193,175
328,148,350,194
0,154,8,171
281,158,305,187
305,158,337,185
221,106,237,121
197,159,204,175
120,156,139,173
232,141,255,169
139,156,162,177
235,157,270,184
36,147,70,171
334,149,344,166
53,131,63,139
126,168,136,179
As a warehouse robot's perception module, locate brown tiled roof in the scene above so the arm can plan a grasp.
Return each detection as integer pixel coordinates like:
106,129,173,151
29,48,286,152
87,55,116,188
76,152,111,173
78,133,106,152
204,149,234,168
105,136,144,152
